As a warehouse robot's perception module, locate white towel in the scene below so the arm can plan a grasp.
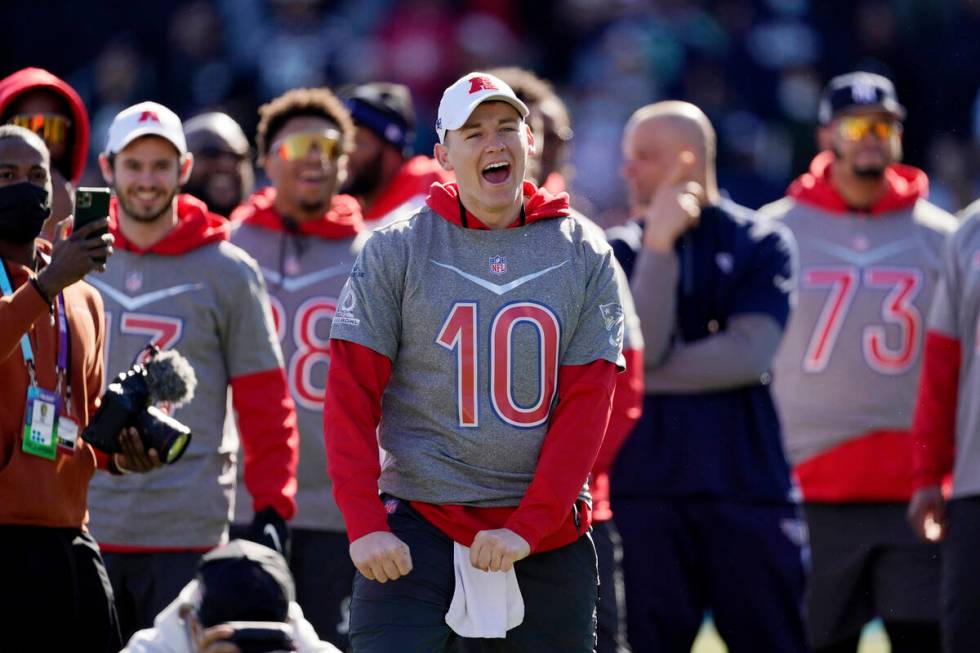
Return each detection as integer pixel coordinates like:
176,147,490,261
445,542,525,638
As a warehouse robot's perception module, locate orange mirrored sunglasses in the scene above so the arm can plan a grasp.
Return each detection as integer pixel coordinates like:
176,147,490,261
7,112,72,146
274,132,341,162
837,116,901,142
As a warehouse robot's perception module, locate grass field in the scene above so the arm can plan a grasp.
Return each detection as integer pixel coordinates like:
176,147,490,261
691,619,890,653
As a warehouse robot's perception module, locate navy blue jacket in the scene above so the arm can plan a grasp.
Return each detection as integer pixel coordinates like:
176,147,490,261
608,199,796,503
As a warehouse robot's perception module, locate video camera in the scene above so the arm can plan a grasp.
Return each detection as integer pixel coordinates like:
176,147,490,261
82,345,197,464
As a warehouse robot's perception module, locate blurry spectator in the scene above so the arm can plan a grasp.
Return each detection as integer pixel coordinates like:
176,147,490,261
183,112,254,218
85,101,300,641
339,81,451,229
907,203,980,653
230,87,363,649
766,72,956,653
608,101,807,653
123,539,339,652
0,68,90,234
163,2,237,117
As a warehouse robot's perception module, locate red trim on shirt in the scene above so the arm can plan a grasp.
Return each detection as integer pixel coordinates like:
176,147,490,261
230,187,363,239
364,155,453,222
231,368,299,520
591,347,644,521
911,330,960,490
787,151,927,216
425,181,570,229
794,430,918,501
325,339,616,552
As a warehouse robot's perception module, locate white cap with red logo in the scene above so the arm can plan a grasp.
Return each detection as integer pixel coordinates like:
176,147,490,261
435,72,529,143
104,101,187,156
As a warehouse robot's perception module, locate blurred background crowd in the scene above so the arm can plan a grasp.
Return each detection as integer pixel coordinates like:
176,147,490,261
2,0,980,224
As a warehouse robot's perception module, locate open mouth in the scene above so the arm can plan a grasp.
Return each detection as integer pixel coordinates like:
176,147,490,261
297,169,326,184
132,189,163,203
481,161,511,184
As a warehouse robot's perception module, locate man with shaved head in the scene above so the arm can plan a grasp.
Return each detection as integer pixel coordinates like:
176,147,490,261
607,101,807,652
183,112,254,218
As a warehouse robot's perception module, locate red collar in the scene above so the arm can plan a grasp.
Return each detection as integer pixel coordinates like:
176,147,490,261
425,181,570,230
230,187,363,239
109,194,230,255
788,151,927,215
365,156,453,221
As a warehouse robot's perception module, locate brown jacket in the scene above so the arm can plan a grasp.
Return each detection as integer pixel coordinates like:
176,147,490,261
0,245,106,528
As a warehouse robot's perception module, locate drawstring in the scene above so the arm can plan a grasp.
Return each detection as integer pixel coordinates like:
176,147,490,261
277,215,308,287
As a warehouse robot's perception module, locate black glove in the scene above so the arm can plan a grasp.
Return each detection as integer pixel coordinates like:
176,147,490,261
246,507,290,558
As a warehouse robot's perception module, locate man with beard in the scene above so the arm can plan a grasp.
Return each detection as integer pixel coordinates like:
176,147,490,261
183,112,254,219
229,87,364,650
83,101,300,641
0,124,160,652
340,82,450,229
765,72,957,653
0,68,91,235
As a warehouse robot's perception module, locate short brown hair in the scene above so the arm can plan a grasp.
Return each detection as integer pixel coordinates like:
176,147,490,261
487,67,571,135
255,87,355,159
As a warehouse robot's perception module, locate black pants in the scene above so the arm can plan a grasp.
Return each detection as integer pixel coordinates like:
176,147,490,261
594,519,631,653
102,549,203,642
0,525,121,652
942,497,980,653
351,497,598,653
290,528,357,650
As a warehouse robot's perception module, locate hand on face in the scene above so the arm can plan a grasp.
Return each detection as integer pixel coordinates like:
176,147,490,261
641,150,703,253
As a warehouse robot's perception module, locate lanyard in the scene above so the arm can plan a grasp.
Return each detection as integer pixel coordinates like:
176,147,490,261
0,259,69,389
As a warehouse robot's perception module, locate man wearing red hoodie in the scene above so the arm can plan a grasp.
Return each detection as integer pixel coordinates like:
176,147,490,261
83,101,300,642
765,72,958,653
0,67,91,234
340,82,451,229
325,72,626,652
230,87,363,650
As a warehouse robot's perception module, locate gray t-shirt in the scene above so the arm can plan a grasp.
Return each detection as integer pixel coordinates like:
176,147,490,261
330,206,625,507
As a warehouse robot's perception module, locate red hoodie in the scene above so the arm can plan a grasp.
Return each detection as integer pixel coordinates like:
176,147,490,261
0,68,90,185
110,194,230,255
362,155,452,224
325,181,621,552
786,152,935,502
788,150,926,216
230,186,363,238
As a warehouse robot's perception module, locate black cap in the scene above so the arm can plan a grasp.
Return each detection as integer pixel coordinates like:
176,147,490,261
196,539,295,628
818,71,906,125
341,82,415,153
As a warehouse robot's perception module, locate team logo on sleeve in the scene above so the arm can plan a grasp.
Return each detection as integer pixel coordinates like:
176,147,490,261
489,255,507,275
332,281,361,327
599,302,625,346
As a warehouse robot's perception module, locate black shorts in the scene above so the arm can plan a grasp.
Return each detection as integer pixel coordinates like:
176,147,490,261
804,502,940,649
349,497,598,653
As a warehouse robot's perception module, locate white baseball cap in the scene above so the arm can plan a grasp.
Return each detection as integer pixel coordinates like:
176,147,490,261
105,101,187,156
435,72,529,143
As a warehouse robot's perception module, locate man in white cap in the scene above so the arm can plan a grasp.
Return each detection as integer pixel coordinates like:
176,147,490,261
84,101,300,641
324,72,626,651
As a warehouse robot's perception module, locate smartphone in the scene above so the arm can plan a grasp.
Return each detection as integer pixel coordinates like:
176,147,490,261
73,187,111,236
224,621,295,653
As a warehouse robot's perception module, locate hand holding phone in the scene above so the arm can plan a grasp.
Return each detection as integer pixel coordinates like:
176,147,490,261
73,187,111,262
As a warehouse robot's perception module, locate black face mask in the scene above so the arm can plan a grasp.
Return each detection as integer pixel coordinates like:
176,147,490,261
0,182,51,244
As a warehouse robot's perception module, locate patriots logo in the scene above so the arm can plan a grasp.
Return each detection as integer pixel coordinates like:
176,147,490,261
489,255,507,275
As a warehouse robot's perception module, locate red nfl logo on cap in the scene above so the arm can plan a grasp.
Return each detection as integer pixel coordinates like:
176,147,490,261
489,255,507,275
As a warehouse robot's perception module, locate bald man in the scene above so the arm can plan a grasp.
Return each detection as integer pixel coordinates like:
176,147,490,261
606,102,807,653
183,112,254,218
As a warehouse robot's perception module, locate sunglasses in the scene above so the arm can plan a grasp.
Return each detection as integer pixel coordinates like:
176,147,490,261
7,112,72,145
273,132,341,162
837,116,901,142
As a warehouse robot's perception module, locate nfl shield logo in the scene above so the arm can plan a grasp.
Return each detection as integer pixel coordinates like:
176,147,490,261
489,255,507,275
125,271,142,292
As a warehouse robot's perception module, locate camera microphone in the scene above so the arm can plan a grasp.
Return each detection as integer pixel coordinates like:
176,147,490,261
144,349,197,406
82,346,198,464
